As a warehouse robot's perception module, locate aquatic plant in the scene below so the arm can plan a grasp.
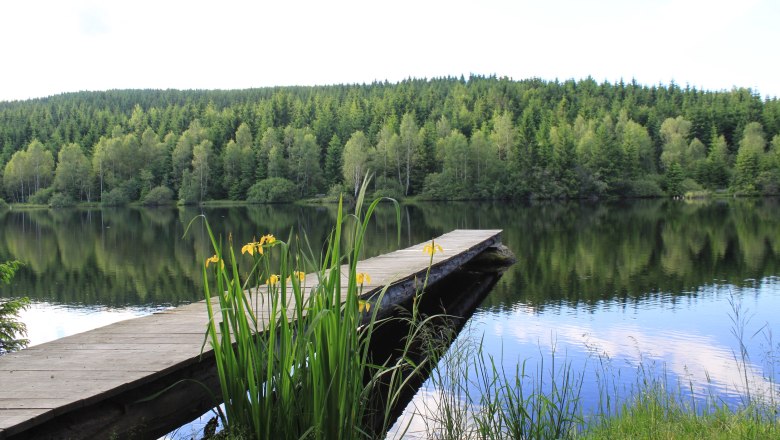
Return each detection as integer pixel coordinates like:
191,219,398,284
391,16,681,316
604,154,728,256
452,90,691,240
410,336,584,440
195,178,434,439
399,294,780,440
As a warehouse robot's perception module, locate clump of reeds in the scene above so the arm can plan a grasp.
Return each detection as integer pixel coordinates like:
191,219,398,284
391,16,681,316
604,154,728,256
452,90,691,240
195,179,431,439
411,335,584,440
582,385,779,439
408,293,779,440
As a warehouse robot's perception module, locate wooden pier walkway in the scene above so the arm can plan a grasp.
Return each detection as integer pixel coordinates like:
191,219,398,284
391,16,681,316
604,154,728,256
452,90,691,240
0,229,502,439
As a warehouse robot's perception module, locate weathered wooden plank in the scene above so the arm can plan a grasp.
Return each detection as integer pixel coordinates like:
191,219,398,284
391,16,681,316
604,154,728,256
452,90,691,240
0,370,140,382
0,229,502,440
0,410,46,430
19,343,201,351
0,399,76,410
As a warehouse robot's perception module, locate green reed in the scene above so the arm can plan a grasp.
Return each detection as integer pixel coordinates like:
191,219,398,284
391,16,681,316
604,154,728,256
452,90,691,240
407,295,779,440
582,297,778,439
413,336,584,440
194,178,432,439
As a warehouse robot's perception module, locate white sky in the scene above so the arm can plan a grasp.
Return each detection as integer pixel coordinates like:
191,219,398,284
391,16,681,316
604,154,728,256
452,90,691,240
1,0,778,102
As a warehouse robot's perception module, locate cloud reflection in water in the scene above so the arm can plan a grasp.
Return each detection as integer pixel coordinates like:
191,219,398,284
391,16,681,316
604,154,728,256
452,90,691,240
18,301,164,346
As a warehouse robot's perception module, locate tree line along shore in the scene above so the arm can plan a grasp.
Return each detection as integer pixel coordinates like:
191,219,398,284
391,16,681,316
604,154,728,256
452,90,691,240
0,75,778,207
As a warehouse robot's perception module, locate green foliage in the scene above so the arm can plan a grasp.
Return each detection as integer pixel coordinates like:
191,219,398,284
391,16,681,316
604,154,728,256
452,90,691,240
399,112,422,196
732,122,769,195
419,173,443,200
371,177,405,200
627,177,665,198
29,186,54,204
422,172,463,200
733,149,761,194
0,297,28,355
0,198,8,211
141,185,175,206
286,129,324,197
681,178,704,194
756,169,780,195
178,169,198,205
246,177,297,203
660,116,696,172
325,183,352,203
0,260,21,284
665,163,685,197
92,129,145,197
4,139,55,202
101,187,131,206
172,120,206,190
196,179,409,439
222,123,255,200
342,131,371,196
190,140,213,202
0,78,778,203
584,400,778,439
324,134,343,186
54,143,93,201
704,135,731,189
0,260,28,355
48,192,76,208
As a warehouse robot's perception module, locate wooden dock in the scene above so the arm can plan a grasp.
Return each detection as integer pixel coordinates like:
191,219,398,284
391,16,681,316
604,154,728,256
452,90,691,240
0,229,502,439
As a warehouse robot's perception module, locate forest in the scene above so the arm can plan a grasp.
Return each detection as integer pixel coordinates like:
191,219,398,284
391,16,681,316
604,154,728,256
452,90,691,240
0,75,779,205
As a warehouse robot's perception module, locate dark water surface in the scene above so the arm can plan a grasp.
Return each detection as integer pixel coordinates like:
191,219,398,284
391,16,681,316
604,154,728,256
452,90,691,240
2,199,779,436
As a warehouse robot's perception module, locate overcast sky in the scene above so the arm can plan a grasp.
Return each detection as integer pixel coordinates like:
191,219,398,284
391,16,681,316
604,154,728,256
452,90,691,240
1,0,778,102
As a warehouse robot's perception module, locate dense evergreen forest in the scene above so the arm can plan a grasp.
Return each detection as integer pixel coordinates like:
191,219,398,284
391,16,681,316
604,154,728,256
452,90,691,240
1,75,779,205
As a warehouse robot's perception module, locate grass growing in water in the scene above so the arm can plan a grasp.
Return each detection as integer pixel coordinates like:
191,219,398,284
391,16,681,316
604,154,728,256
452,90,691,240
402,297,779,440
194,180,435,439
408,336,584,440
583,387,779,439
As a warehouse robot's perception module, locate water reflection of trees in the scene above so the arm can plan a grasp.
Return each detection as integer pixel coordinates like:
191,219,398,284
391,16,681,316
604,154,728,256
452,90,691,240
470,199,780,310
0,200,778,308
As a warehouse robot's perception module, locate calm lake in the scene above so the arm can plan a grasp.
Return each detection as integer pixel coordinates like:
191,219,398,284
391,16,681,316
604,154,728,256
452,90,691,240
2,199,779,436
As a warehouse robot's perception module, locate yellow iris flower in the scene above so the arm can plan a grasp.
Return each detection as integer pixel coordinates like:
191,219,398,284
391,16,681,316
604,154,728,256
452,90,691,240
288,271,305,282
267,274,280,286
358,300,371,313
241,242,263,256
241,234,276,256
423,242,444,256
356,272,371,285
205,254,224,268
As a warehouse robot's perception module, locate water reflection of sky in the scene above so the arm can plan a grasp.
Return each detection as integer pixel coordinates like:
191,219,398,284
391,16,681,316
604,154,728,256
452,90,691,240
18,302,163,346
390,278,780,438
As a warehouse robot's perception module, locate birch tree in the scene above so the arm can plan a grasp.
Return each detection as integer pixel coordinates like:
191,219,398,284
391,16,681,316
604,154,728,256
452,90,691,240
342,131,372,196
398,113,421,195
54,143,92,201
